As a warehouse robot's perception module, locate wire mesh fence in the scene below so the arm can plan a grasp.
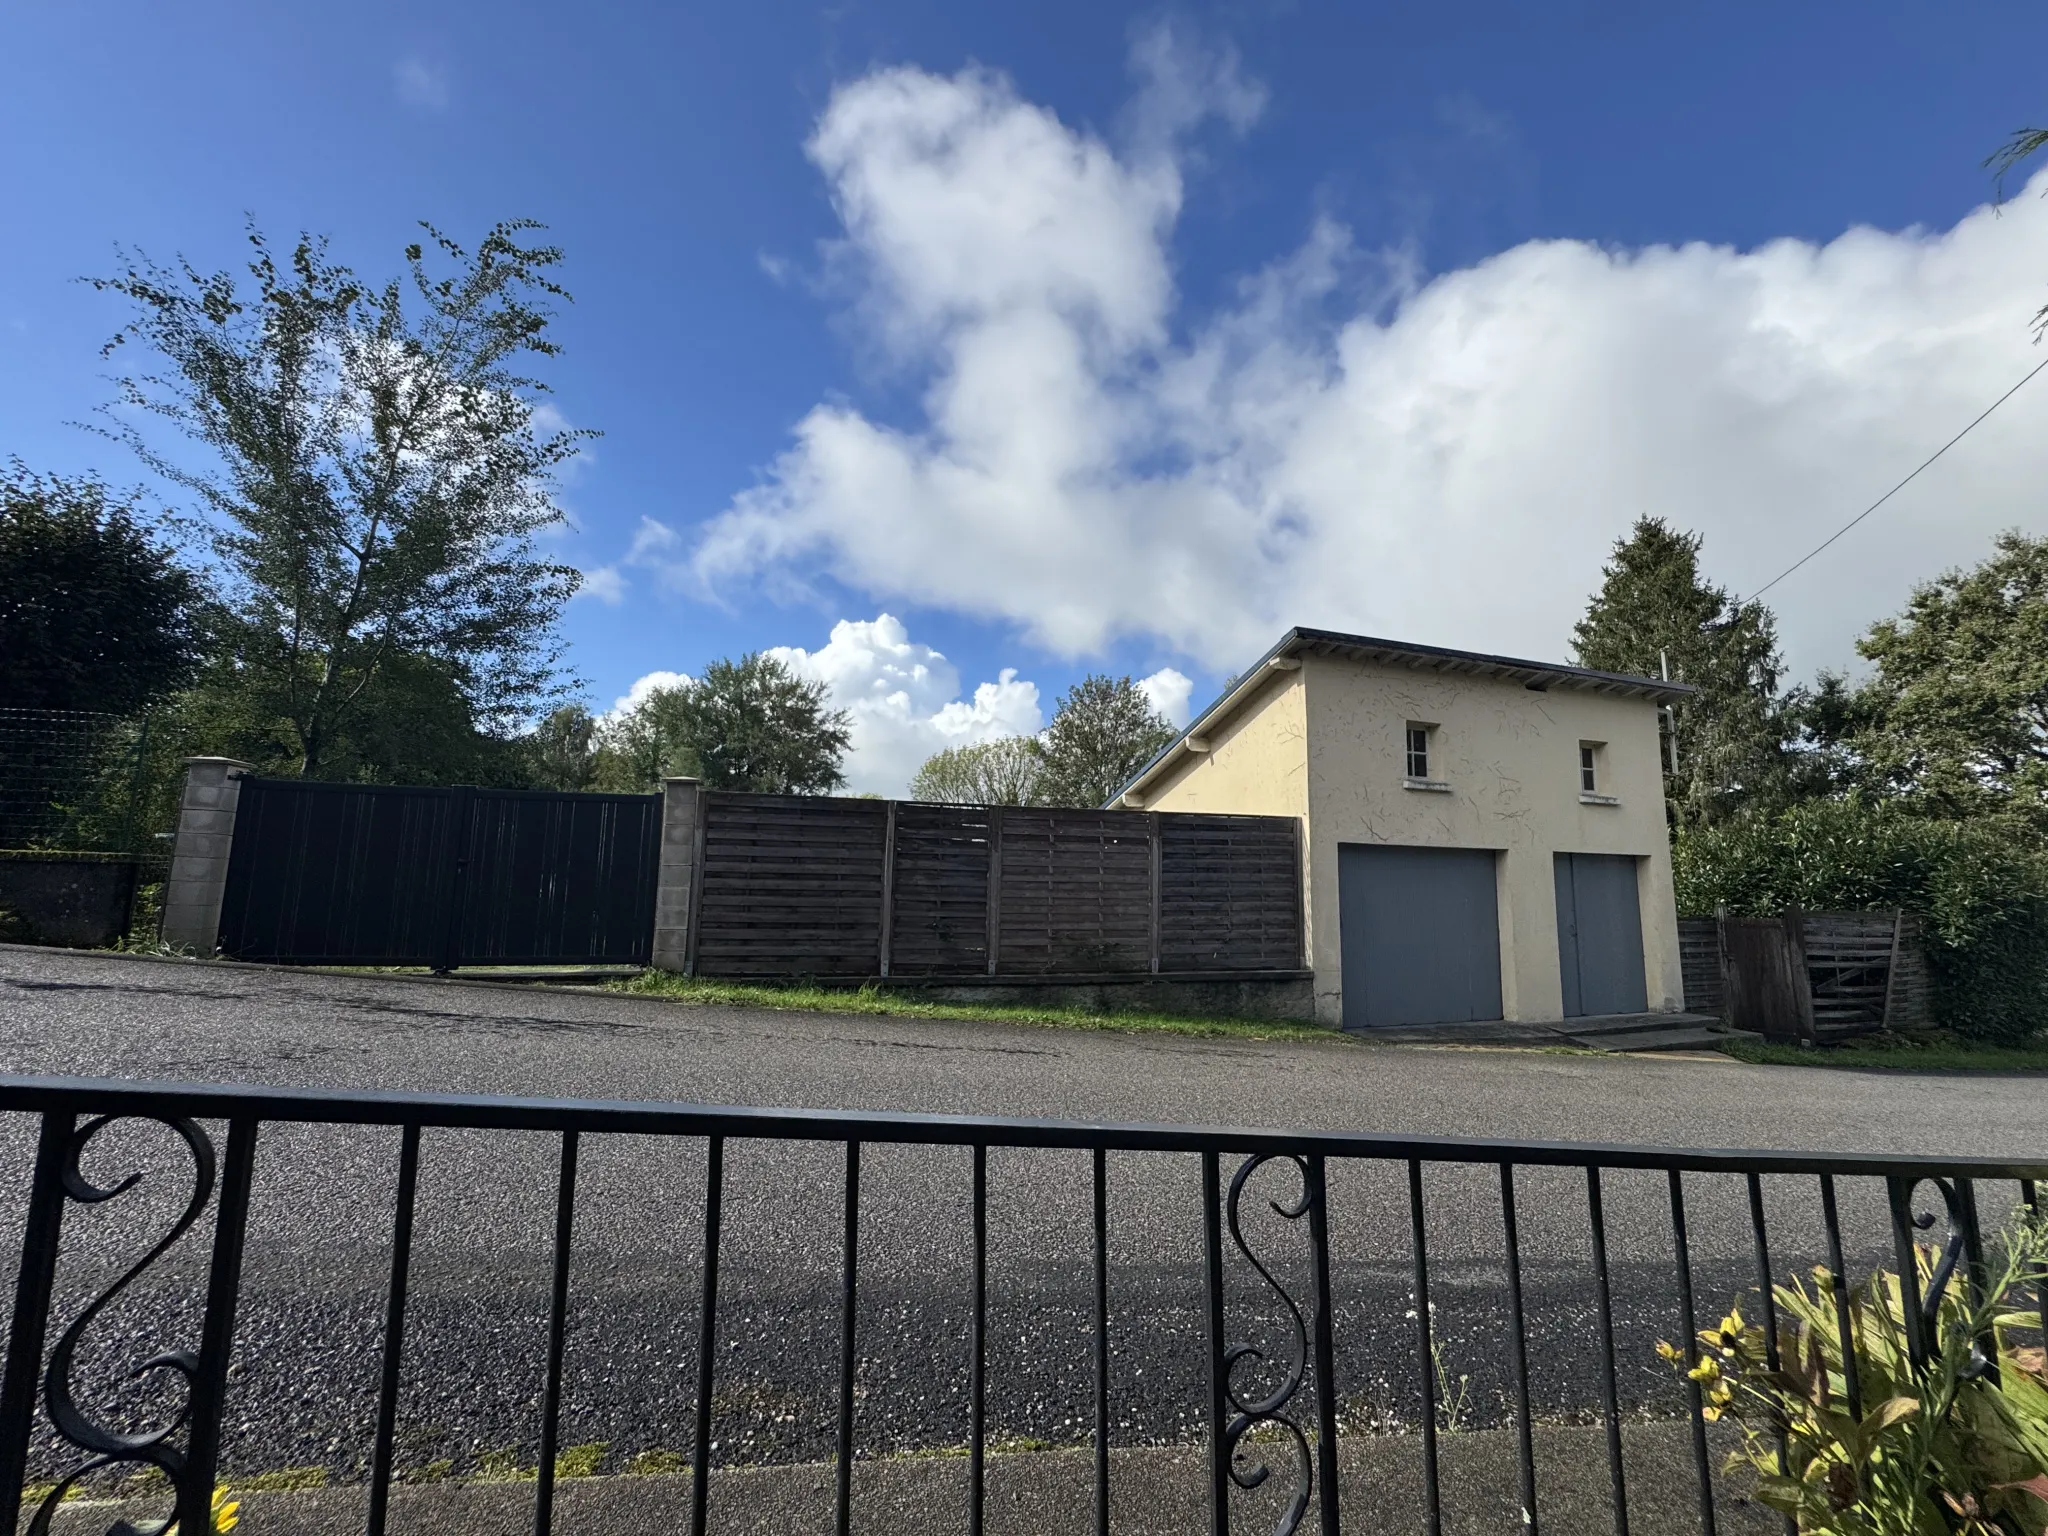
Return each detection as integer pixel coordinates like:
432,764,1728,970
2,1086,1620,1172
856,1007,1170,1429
0,709,154,853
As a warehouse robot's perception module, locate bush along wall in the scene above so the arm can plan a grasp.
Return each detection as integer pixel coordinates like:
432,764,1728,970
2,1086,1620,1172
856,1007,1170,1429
1672,798,2048,1044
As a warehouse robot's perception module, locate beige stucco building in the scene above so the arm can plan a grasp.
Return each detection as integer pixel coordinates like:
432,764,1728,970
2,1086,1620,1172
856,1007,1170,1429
1117,628,1691,1031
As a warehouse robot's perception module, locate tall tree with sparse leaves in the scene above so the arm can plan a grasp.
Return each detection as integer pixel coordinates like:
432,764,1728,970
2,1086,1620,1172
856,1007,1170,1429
1572,516,1790,827
1035,675,1178,808
91,220,592,778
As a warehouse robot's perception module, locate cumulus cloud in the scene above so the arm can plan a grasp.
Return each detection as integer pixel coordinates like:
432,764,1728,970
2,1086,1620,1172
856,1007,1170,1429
1137,667,1195,727
692,48,2048,680
607,670,693,720
767,614,1043,795
576,565,627,605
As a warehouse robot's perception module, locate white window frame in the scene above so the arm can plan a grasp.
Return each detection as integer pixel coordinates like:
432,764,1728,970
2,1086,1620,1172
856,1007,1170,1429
1403,723,1449,791
1579,740,1619,805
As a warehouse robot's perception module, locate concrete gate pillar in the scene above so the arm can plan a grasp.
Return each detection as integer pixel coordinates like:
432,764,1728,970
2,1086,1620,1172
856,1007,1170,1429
651,777,703,973
160,757,255,954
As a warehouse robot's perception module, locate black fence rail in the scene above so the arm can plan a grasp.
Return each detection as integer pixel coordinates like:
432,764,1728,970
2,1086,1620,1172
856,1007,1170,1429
0,1075,2040,1536
695,793,1305,981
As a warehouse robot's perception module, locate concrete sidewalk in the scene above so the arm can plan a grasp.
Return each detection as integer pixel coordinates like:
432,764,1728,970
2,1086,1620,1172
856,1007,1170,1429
45,1423,1773,1535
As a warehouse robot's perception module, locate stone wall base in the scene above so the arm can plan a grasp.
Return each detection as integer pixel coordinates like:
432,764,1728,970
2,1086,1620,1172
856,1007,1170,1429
0,854,139,948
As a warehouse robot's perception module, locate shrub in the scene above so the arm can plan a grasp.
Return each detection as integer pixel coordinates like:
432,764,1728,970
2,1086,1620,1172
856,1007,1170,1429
1664,1211,2048,1534
1673,800,2048,1043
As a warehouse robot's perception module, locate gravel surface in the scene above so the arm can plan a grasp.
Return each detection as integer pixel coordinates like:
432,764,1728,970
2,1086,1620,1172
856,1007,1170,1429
1,946,2041,1486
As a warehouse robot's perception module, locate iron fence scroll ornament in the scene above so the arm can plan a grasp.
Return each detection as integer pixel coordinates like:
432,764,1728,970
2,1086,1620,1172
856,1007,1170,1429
1221,1152,1320,1536
29,1115,218,1536
1888,1174,1991,1381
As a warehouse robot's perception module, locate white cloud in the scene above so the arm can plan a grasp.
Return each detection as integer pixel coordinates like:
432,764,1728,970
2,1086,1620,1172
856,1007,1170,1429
576,565,627,605
767,614,1043,795
607,670,693,720
393,56,449,111
691,49,2048,682
1137,667,1195,727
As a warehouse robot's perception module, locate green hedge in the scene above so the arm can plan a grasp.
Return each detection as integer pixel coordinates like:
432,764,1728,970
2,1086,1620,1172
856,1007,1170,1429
1673,799,2048,1044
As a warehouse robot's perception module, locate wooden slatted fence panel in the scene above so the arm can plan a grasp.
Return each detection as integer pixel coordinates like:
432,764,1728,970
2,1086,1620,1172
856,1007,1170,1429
695,794,885,977
1680,910,1932,1040
690,792,1305,979
1801,912,1896,1038
1885,913,1933,1030
1677,917,1724,1016
995,808,1153,974
889,802,992,976
1159,814,1303,971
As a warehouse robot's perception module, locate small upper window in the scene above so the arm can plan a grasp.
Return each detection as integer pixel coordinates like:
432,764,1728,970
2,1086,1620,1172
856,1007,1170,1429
1406,725,1431,780
1579,743,1598,794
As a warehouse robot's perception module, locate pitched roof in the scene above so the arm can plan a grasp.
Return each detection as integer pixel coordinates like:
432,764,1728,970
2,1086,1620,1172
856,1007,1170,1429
1113,626,1693,805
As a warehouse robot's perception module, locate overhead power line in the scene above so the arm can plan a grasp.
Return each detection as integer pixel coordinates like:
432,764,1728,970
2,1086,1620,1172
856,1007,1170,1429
1741,353,2048,603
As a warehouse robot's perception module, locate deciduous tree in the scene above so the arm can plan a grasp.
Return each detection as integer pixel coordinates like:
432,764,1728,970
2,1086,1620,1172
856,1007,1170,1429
1035,675,1177,809
525,704,601,791
600,655,850,794
91,220,590,777
910,736,1043,804
0,462,202,715
1838,530,2048,824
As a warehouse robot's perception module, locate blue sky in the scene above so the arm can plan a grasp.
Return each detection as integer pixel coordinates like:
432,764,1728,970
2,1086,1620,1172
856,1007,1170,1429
6,2,2048,791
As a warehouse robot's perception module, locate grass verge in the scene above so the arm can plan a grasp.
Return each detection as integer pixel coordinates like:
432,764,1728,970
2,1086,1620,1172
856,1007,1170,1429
1721,1030,2048,1073
611,971,1339,1044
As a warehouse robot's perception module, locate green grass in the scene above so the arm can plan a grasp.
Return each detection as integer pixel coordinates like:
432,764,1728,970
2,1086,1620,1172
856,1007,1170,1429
238,1466,330,1492
1722,1030,2048,1073
625,1448,688,1477
611,970,1340,1043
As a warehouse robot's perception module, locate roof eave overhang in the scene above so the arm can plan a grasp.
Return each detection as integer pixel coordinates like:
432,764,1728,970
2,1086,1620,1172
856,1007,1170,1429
1108,627,1694,807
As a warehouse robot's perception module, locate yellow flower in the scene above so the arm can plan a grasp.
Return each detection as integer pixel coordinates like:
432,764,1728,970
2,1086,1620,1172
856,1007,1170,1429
1688,1357,1723,1387
212,1487,240,1533
1656,1340,1685,1364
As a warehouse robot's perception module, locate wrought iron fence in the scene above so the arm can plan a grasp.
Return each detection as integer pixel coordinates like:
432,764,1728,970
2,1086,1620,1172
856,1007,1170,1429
0,1074,2039,1536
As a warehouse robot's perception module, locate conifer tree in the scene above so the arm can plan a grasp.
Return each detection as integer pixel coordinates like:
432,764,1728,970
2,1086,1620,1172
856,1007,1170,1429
1572,517,1790,826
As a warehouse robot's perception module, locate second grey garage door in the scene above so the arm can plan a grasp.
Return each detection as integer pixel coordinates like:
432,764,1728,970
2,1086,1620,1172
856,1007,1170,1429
1338,844,1502,1029
1554,852,1647,1017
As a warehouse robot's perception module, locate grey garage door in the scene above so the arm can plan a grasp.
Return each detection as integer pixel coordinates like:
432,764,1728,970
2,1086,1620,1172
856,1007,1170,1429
1338,844,1502,1029
1554,853,1647,1017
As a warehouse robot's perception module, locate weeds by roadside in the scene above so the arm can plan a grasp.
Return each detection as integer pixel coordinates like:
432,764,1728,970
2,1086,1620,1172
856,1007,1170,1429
1722,1029,2048,1073
613,970,1342,1044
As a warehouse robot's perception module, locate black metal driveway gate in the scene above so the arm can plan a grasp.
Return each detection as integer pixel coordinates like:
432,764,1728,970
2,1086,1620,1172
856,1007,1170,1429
0,1074,2041,1536
216,778,661,968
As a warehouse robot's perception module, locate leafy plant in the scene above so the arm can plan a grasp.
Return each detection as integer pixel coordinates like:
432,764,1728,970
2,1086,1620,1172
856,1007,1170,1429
1662,1212,2048,1534
163,1485,240,1532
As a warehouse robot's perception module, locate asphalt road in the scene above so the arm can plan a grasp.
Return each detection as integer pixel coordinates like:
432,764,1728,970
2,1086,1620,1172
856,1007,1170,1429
1,946,2042,1491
